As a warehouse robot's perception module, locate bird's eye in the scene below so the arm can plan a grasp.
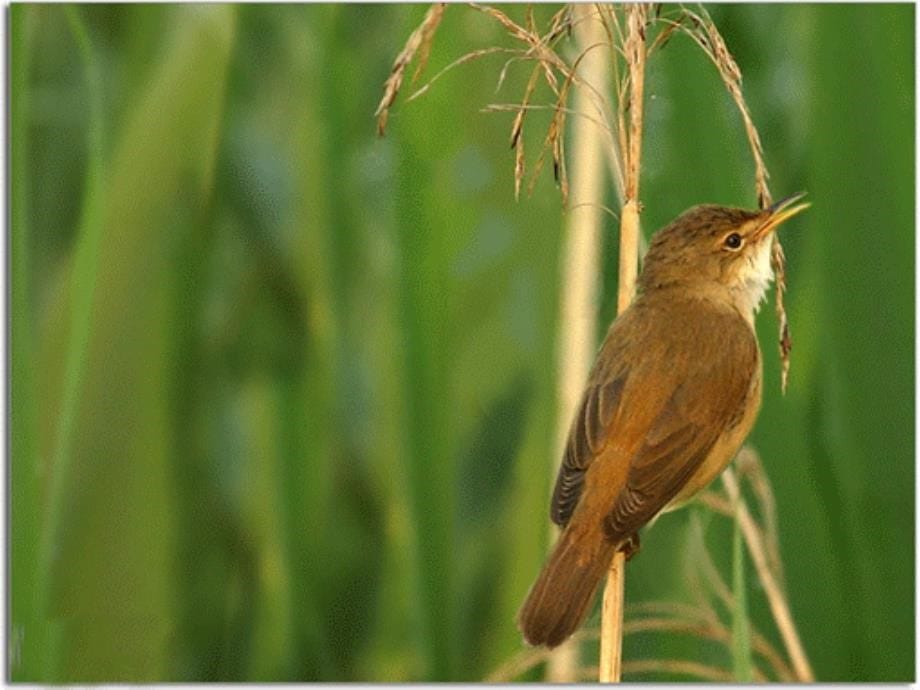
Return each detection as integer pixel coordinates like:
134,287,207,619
724,232,743,250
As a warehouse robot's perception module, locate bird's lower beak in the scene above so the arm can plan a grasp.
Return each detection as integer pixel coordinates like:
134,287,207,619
754,192,810,240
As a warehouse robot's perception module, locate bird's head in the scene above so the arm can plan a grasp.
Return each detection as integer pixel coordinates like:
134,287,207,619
638,193,810,316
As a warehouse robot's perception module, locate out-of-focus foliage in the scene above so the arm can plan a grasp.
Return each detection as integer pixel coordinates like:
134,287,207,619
10,3,913,682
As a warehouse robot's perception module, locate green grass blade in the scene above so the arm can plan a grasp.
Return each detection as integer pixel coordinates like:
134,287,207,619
32,6,107,680
34,6,237,680
10,4,45,680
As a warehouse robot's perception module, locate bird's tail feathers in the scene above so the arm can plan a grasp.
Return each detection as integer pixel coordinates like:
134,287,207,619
517,524,616,648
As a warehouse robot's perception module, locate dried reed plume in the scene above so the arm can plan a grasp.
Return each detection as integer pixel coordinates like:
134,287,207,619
375,3,446,136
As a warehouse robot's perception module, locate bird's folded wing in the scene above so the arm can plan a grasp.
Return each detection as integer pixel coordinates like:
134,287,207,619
551,302,757,535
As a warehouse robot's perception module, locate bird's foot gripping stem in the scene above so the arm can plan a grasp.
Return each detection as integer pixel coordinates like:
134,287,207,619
620,532,641,561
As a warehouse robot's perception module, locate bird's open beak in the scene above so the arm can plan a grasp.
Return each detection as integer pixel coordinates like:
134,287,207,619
753,192,811,241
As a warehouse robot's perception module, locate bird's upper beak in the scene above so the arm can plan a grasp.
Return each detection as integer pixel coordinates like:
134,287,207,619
753,192,811,241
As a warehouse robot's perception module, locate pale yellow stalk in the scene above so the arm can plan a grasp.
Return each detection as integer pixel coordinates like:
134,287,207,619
546,3,613,681
599,4,648,683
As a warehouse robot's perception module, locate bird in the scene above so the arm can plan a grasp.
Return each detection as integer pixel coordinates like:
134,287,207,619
518,193,809,648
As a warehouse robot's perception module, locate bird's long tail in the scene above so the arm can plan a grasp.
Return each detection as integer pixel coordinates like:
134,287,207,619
517,523,616,648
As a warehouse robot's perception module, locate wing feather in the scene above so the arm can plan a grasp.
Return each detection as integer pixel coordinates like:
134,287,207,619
550,315,633,527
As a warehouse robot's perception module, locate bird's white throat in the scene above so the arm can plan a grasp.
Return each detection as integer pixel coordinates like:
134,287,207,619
733,238,775,319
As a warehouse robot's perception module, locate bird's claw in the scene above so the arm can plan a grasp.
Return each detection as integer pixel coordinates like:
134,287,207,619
620,533,641,561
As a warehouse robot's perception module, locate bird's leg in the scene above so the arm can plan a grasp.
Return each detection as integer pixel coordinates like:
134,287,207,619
620,532,641,561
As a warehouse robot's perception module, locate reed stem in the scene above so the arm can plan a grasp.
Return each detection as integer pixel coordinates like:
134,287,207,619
599,4,647,682
547,4,612,679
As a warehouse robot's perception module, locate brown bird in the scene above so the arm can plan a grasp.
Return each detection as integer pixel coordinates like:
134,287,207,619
518,194,809,648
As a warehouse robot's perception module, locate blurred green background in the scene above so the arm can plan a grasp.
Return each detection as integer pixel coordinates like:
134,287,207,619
10,2,914,682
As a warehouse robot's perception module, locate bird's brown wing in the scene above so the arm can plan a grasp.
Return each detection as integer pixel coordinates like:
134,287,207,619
550,300,757,533
550,372,626,526
550,308,639,527
603,310,758,540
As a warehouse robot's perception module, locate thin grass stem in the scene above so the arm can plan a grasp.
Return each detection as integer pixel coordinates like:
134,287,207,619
722,468,814,681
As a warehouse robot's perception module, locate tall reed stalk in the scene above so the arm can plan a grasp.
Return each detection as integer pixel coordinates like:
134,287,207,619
545,4,612,682
598,4,647,681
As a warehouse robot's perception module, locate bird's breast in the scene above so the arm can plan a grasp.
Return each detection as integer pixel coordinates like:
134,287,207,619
664,358,763,512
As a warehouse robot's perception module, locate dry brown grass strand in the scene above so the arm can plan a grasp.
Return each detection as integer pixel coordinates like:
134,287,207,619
485,627,597,681
513,116,526,200
412,5,445,84
686,509,735,613
772,239,792,393
375,3,447,136
544,5,574,45
696,472,783,595
470,3,564,92
467,5,620,202
624,617,771,681
626,600,792,682
593,5,628,201
525,3,537,38
484,102,613,138
735,446,786,591
495,53,530,96
495,4,615,133
646,13,684,55
568,201,620,223
502,7,601,202
493,57,613,203
522,38,612,204
543,34,620,198
628,614,730,640
694,7,793,395
530,108,560,200
623,3,648,202
377,3,612,203
684,514,797,682
627,599,717,623
616,659,747,682
596,3,627,59
722,468,814,681
653,590,794,681
405,46,513,103
554,119,569,200
504,62,542,200
510,65,541,145
696,476,792,638
487,598,792,682
696,488,732,517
